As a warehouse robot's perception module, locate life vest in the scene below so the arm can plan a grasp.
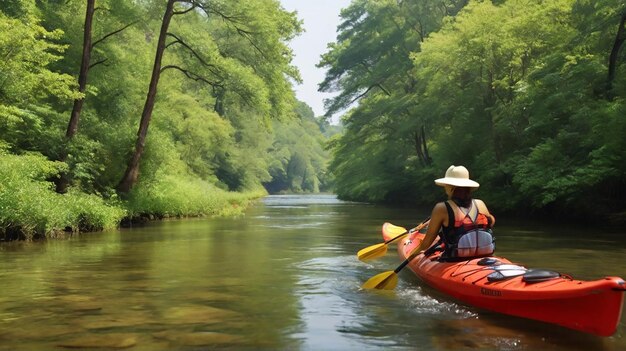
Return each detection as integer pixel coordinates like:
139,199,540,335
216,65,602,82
440,199,495,260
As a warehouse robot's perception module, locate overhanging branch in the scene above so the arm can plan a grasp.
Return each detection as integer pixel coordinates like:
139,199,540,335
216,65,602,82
161,64,223,87
91,21,137,49
89,58,108,69
165,33,222,78
192,2,267,59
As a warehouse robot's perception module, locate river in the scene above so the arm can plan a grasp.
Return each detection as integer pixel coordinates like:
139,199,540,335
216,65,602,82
0,194,624,350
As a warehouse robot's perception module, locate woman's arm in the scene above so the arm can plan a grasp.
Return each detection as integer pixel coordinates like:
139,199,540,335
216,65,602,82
414,202,447,253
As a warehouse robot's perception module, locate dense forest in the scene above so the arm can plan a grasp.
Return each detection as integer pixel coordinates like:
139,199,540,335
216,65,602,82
321,0,626,222
2,0,626,240
0,0,335,240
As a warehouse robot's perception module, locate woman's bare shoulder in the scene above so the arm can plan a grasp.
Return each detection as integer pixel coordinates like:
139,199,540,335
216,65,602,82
433,201,448,211
474,199,491,213
431,201,449,217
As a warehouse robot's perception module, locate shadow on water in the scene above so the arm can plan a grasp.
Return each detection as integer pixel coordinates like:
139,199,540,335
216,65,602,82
0,194,624,350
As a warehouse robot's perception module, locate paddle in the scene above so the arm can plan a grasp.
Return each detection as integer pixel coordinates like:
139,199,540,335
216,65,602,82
361,245,423,290
357,218,430,262
362,221,435,290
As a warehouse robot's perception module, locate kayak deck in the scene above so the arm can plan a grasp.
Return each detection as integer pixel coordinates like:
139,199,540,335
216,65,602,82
382,222,625,336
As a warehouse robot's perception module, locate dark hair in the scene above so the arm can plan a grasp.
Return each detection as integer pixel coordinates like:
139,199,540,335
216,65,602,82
451,187,472,207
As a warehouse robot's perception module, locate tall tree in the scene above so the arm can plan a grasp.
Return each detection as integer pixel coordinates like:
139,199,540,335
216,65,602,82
320,0,467,203
65,0,95,141
35,0,140,193
62,0,136,142
607,11,626,99
116,0,177,194
326,0,626,219
117,0,301,193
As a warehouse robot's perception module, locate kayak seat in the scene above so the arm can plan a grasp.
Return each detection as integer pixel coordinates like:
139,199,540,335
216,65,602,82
439,253,495,263
522,269,560,283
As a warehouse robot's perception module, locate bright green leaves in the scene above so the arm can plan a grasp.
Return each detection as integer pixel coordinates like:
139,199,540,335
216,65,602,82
413,0,575,164
265,101,332,193
192,0,302,119
325,0,626,217
0,152,124,239
321,0,468,203
0,12,80,104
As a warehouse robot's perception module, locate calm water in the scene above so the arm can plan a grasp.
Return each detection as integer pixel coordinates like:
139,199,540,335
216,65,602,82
0,194,625,350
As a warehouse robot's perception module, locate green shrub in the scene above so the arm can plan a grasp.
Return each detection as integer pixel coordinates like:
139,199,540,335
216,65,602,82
125,173,266,218
0,152,125,240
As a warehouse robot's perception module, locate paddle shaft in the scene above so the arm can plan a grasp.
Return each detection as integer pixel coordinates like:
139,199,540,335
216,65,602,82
384,217,431,245
392,217,433,270
361,218,433,289
394,251,420,273
382,231,408,245
383,217,430,245
389,218,432,273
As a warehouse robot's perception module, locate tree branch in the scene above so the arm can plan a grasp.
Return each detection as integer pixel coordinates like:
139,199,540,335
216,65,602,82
161,64,223,87
196,2,245,22
89,58,108,69
193,2,267,59
347,83,390,106
376,83,391,96
165,33,223,77
173,2,197,15
91,21,137,49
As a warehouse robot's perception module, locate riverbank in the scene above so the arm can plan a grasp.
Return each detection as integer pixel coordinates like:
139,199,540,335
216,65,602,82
0,153,266,241
0,188,265,242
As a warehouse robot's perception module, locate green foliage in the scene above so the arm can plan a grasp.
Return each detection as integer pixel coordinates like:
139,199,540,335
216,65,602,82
125,173,264,218
322,0,468,203
0,105,64,155
0,9,80,159
0,0,330,240
0,153,125,240
264,102,332,193
325,0,626,220
0,10,80,104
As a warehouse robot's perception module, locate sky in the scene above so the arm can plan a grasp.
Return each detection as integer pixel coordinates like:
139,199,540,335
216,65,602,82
279,0,352,120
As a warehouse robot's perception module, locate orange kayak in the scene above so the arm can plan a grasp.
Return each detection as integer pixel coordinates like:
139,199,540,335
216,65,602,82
382,222,625,336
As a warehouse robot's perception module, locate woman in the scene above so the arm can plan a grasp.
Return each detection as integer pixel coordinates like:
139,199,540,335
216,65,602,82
410,165,496,260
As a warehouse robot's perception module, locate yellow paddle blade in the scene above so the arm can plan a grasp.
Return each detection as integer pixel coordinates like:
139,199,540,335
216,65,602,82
361,271,398,290
357,243,388,261
384,223,408,236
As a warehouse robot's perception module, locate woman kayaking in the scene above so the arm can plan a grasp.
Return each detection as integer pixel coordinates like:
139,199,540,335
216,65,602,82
409,165,496,260
361,165,624,336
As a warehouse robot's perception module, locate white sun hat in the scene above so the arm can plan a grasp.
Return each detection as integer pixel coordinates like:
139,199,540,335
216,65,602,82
434,165,480,188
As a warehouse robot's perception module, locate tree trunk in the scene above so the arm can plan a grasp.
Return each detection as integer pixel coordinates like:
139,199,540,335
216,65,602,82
607,12,626,100
214,87,226,116
413,126,432,166
421,125,431,165
67,0,95,139
116,0,176,194
413,130,426,166
55,0,95,193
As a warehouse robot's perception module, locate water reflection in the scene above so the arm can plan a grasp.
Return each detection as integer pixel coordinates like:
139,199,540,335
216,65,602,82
0,194,624,350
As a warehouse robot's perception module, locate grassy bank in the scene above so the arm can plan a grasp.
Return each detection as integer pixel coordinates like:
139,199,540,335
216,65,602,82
0,153,266,241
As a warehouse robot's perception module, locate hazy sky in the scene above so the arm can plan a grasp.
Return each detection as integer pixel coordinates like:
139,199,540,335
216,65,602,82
279,0,352,119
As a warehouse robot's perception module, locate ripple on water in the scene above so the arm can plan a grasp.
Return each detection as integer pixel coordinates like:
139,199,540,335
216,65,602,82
397,288,475,318
296,255,366,272
264,205,308,209
263,221,328,229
